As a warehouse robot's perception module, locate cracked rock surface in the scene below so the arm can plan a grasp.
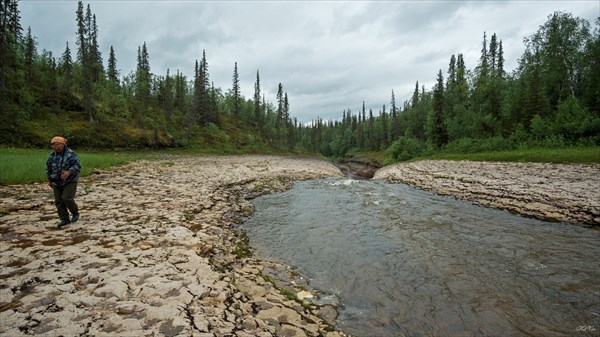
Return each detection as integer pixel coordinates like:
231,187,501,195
374,160,600,226
0,155,350,337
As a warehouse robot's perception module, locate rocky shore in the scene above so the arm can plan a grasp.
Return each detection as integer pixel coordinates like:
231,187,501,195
3,156,598,336
0,155,348,337
374,160,600,226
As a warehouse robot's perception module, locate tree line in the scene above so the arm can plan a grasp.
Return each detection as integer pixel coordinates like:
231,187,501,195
301,13,599,161
1,1,598,158
0,0,301,149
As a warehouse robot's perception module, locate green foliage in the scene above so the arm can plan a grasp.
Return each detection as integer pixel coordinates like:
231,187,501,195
444,136,512,153
302,11,599,164
386,137,428,162
2,1,306,153
0,147,130,185
425,146,600,164
279,288,298,301
552,96,600,140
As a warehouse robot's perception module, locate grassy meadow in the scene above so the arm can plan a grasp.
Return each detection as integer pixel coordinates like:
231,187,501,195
421,146,600,164
1,145,598,186
0,147,132,185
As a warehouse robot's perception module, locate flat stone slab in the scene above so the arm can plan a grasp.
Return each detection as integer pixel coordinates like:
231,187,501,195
374,160,600,226
0,155,351,337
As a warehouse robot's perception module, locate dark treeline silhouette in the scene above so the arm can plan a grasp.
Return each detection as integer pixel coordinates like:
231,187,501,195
1,1,598,158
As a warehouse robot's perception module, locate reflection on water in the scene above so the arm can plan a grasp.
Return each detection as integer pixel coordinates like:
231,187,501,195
241,178,600,337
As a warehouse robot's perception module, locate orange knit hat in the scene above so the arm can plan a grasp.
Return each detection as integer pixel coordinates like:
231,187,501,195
51,136,67,145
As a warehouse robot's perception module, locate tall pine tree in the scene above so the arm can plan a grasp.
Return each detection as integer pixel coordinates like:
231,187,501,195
430,70,448,148
135,42,151,112
107,45,118,87
254,70,261,124
60,42,73,92
391,90,400,141
231,62,241,115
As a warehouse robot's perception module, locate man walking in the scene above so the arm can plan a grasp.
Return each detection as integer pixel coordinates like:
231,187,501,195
46,136,81,228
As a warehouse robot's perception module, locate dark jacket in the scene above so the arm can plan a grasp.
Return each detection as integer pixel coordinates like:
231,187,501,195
46,146,81,187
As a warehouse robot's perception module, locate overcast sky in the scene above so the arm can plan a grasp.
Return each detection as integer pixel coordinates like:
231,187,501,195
19,0,599,123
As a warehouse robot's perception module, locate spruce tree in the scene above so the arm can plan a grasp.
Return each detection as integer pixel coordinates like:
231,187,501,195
231,62,241,115
380,105,388,149
368,108,374,150
391,90,400,141
412,81,419,108
90,14,103,82
135,42,151,111
447,55,456,90
198,50,215,125
23,26,35,83
107,45,118,86
472,32,492,135
497,41,505,78
190,59,201,124
477,31,489,79
254,70,261,124
0,0,22,125
284,92,289,121
174,69,186,116
76,1,94,121
489,33,498,72
448,53,473,139
75,1,85,64
41,51,59,112
361,101,366,124
284,92,294,148
60,42,73,92
276,82,284,125
163,69,173,119
431,70,448,148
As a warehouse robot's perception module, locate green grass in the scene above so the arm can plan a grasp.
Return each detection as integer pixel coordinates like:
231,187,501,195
0,147,133,185
421,146,600,164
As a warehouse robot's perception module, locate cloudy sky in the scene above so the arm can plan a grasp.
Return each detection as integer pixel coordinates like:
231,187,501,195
19,0,598,123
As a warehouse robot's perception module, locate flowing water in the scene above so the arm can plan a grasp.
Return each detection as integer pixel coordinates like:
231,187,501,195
241,177,600,337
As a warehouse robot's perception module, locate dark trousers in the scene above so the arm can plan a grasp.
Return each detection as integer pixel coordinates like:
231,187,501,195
53,183,79,221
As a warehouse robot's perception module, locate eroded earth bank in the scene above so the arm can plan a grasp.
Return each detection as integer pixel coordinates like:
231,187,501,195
374,160,600,226
0,156,347,337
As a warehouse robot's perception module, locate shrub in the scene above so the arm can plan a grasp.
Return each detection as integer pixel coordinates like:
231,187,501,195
386,136,427,161
508,124,529,149
553,96,600,141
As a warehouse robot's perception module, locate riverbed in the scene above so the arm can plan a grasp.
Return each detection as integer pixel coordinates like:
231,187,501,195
1,156,598,337
242,177,600,337
0,156,347,337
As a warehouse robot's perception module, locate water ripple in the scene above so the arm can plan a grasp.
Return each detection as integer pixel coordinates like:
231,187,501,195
241,177,600,337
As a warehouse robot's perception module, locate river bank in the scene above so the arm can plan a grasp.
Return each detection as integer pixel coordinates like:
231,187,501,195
0,155,348,337
374,160,600,226
2,156,598,336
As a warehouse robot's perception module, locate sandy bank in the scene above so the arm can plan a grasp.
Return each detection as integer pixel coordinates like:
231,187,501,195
0,155,348,337
374,160,600,226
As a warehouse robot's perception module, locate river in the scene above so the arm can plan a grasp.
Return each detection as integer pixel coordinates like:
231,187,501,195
240,177,600,337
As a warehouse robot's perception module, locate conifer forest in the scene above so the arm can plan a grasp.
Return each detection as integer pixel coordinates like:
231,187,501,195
1,1,599,161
